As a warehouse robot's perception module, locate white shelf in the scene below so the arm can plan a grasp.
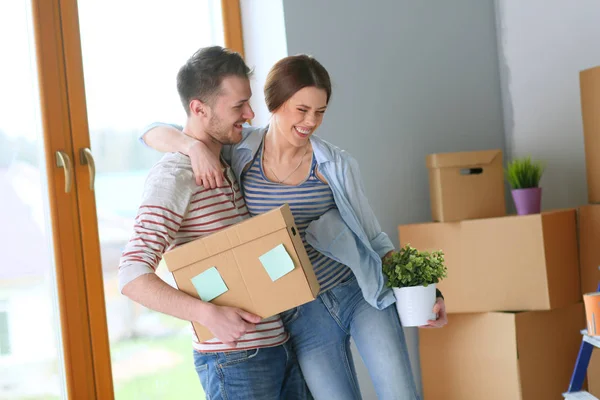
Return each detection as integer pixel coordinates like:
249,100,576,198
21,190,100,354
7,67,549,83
563,391,598,400
581,330,600,349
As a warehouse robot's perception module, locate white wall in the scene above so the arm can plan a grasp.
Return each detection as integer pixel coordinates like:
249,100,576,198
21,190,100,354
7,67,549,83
495,0,600,209
239,0,288,127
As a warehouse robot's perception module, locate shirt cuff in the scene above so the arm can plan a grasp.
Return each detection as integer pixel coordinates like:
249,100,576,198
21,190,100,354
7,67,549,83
118,266,154,293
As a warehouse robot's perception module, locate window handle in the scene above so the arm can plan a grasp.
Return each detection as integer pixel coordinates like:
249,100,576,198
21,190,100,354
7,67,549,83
79,148,96,191
55,151,73,193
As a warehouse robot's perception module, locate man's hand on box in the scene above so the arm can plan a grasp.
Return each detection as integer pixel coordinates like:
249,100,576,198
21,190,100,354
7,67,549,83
204,305,262,347
187,140,224,189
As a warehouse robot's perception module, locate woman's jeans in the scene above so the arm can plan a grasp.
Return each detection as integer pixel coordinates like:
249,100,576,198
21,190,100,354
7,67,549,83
281,275,421,400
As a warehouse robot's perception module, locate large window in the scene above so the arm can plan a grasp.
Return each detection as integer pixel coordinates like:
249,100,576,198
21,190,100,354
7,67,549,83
0,0,244,398
0,2,66,398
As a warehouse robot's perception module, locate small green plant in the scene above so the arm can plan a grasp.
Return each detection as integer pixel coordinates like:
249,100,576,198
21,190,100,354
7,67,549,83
383,244,447,288
505,156,544,189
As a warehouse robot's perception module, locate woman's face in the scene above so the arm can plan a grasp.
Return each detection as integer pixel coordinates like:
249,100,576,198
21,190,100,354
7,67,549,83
271,86,328,147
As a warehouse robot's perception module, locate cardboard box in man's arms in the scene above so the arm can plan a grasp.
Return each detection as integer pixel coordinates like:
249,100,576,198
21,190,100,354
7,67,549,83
163,204,320,342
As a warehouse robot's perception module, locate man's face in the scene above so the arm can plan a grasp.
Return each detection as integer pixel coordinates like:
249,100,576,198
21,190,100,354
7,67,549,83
205,76,255,145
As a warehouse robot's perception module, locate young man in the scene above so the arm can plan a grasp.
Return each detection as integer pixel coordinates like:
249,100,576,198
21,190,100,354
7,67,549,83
118,46,309,400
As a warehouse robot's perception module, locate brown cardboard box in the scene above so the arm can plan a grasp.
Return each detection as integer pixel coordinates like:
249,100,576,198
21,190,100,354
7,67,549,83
580,66,600,203
426,149,506,222
579,205,600,296
419,303,585,400
399,209,580,313
163,204,320,341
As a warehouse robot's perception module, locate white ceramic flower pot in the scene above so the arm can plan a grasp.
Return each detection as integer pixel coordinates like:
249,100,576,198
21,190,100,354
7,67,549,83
393,284,437,327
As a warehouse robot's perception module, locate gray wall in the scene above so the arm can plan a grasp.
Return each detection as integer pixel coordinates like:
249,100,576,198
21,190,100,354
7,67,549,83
282,0,506,398
495,0,600,210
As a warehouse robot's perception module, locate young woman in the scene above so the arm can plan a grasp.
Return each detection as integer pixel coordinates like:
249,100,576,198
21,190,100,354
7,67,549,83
141,54,447,400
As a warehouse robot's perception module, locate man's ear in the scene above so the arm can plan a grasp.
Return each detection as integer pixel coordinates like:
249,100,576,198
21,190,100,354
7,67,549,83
189,99,208,118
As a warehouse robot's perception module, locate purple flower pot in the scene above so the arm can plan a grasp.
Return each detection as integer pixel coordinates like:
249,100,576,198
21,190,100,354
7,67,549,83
511,187,542,215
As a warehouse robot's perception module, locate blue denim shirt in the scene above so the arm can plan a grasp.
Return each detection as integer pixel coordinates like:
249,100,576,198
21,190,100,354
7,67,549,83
141,124,396,309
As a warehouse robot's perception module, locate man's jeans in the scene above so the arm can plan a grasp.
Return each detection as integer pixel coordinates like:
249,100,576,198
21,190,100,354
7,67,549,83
282,275,420,400
193,341,310,400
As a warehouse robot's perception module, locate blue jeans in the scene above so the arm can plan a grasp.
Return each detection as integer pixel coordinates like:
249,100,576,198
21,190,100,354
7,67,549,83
281,275,420,400
193,342,311,400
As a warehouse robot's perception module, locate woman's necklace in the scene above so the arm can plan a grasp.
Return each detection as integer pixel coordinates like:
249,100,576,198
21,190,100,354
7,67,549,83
264,141,309,184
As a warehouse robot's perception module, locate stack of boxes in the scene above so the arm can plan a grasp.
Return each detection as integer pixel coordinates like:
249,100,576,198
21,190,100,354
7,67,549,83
579,65,600,397
399,150,585,399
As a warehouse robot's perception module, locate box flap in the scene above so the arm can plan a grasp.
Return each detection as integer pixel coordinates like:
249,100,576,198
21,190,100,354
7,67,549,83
426,149,502,169
163,204,292,272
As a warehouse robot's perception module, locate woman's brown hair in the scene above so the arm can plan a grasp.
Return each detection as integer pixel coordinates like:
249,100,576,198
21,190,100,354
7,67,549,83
264,54,332,112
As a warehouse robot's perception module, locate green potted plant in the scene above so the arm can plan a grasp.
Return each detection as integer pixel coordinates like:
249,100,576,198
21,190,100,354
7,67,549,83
383,244,447,327
505,156,545,215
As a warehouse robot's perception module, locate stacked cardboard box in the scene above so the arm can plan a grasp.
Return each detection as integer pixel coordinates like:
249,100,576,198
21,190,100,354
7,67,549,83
399,150,585,399
581,66,600,205
579,66,600,396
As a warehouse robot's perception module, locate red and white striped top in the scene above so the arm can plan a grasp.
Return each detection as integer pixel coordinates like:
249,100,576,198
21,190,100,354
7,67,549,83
118,152,288,353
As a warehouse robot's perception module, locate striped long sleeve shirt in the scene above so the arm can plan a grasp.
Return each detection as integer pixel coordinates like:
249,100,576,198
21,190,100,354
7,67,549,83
118,152,288,352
